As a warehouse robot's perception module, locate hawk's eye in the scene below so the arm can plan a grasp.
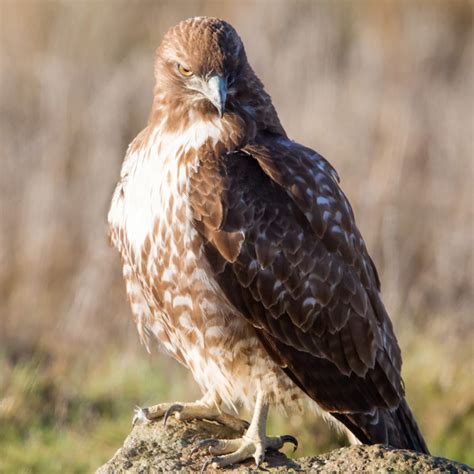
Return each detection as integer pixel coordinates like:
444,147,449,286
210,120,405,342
177,64,193,77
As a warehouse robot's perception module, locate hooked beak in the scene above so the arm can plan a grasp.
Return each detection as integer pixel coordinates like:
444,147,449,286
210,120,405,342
203,74,227,117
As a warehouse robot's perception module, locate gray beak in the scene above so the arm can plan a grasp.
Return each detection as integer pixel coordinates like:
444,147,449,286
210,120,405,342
203,74,227,117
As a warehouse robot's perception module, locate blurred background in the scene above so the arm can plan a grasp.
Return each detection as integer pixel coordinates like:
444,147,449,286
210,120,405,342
0,0,473,471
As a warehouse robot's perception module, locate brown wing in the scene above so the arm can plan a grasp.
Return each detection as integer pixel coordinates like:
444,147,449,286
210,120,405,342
191,138,431,452
190,137,404,417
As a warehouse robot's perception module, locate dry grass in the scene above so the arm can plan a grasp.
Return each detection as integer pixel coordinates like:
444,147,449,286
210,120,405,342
0,0,473,470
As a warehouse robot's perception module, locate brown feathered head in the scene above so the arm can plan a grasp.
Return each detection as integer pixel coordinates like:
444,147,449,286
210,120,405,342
150,17,285,138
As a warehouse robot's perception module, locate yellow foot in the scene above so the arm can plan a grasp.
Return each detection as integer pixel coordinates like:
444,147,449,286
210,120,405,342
132,401,249,433
194,433,297,470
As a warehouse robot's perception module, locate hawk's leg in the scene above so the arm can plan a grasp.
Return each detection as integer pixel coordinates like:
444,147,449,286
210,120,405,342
132,391,249,433
194,390,297,469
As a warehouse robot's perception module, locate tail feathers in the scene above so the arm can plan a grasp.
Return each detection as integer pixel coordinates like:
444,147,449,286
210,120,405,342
394,398,429,454
331,398,429,454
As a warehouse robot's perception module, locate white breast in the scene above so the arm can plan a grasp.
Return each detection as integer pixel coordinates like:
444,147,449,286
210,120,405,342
108,117,309,412
108,118,224,257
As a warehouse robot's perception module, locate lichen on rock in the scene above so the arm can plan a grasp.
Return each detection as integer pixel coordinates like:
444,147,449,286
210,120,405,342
97,417,472,473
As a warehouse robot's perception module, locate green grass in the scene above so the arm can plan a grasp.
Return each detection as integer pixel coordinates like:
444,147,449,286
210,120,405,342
0,346,348,473
399,322,474,466
0,324,472,472
0,351,180,473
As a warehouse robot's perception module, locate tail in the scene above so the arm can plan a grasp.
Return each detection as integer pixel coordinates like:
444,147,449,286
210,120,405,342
331,398,429,454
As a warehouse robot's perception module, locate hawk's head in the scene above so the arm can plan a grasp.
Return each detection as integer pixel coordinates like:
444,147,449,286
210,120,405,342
154,17,246,119
150,17,285,142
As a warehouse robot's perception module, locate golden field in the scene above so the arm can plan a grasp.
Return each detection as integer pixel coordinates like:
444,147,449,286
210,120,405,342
0,0,472,471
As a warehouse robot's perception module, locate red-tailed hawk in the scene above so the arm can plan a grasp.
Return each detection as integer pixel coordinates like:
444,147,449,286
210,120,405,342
108,16,428,468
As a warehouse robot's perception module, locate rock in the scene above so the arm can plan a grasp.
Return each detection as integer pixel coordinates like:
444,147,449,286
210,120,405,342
97,417,472,473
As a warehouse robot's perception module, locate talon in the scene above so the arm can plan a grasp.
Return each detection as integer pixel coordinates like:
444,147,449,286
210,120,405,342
255,453,265,468
242,419,250,429
200,458,214,473
281,434,298,452
163,403,183,425
191,438,219,454
132,407,150,426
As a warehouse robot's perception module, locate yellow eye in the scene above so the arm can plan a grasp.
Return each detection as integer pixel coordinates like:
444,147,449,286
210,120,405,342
178,64,193,77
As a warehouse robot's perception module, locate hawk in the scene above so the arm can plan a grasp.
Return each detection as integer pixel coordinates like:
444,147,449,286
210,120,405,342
108,16,429,468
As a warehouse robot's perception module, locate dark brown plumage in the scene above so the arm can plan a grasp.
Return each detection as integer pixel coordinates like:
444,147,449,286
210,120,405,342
190,139,428,453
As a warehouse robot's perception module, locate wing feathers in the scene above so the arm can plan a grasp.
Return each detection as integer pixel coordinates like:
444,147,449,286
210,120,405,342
189,138,405,418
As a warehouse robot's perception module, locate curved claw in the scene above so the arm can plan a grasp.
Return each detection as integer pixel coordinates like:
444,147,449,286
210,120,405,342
132,407,150,426
190,438,219,455
163,403,183,426
255,453,265,469
281,434,298,452
200,458,214,474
